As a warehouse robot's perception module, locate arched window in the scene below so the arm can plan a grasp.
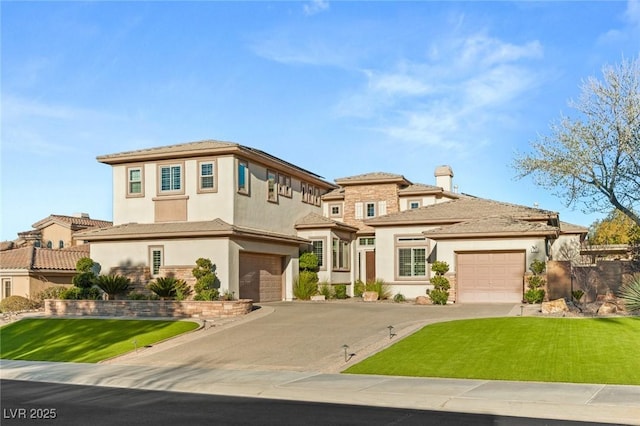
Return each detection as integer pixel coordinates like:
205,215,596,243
59,240,64,249
46,241,52,248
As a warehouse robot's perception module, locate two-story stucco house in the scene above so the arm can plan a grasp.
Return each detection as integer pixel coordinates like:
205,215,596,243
77,139,586,303
75,140,337,302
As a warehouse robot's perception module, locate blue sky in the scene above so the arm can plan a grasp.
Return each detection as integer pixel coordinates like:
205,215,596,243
1,1,639,241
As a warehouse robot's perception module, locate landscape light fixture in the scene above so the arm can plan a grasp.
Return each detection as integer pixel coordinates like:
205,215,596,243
342,344,349,362
132,338,138,353
388,325,395,339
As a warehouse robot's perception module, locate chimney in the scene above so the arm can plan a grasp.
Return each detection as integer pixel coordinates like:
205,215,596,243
434,165,454,192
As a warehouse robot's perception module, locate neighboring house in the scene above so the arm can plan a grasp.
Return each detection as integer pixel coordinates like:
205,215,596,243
8,214,113,250
0,245,89,300
75,140,337,302
76,139,587,303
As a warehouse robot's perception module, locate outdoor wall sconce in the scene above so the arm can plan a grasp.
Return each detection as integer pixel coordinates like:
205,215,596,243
388,325,395,339
342,344,349,362
530,245,539,253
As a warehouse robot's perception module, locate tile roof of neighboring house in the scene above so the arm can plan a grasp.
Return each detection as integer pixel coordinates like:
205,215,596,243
74,219,310,244
334,172,412,186
422,216,559,239
366,197,558,226
560,221,589,234
95,139,336,187
294,213,359,232
31,214,113,231
321,188,345,200
0,245,89,271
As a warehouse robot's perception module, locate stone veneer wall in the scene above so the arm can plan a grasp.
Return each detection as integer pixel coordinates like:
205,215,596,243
44,299,253,319
343,183,400,231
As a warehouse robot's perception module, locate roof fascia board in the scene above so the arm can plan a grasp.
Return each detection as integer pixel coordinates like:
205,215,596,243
424,230,559,240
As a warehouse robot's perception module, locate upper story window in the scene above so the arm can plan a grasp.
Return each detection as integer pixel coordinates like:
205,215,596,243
159,164,183,193
302,182,321,206
198,160,217,192
278,174,292,198
127,166,144,197
237,160,250,195
267,170,278,202
356,201,387,219
409,200,421,209
58,240,64,249
329,204,342,217
366,202,376,218
359,237,375,246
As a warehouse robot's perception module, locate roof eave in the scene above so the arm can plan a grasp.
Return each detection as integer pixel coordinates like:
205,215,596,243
424,230,559,240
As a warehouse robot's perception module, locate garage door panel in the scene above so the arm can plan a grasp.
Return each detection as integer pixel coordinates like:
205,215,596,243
239,253,283,302
456,251,525,303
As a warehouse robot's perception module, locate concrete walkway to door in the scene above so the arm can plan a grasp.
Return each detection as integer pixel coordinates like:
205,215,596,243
102,300,518,373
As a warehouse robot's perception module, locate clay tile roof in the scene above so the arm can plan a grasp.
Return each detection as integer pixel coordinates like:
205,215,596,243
321,188,345,200
366,197,558,226
398,183,444,195
560,221,589,234
97,140,238,163
294,213,358,231
0,245,89,271
32,214,113,231
334,172,412,186
423,216,559,239
75,219,310,244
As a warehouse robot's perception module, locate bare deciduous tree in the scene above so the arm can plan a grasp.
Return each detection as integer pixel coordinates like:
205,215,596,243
514,56,640,226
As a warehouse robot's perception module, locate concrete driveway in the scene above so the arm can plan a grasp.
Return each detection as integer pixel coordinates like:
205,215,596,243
108,301,518,373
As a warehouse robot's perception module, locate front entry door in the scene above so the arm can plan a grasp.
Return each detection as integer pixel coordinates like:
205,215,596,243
365,250,376,283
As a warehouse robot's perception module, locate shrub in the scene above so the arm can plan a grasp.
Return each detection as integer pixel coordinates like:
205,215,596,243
194,288,219,301
525,259,546,304
619,274,640,313
128,292,159,300
429,289,449,305
299,252,319,272
393,293,406,303
572,289,585,303
524,288,545,304
32,286,68,306
94,275,131,300
318,282,334,299
72,257,99,289
334,284,348,300
294,271,318,300
354,280,365,297
366,279,391,300
429,261,450,305
0,295,37,313
192,258,220,300
60,287,101,300
148,277,189,300
221,290,235,301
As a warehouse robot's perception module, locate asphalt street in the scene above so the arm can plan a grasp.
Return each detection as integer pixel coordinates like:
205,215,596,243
1,379,617,426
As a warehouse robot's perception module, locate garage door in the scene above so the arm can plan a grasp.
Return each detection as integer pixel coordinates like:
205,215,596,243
456,251,525,303
239,253,283,302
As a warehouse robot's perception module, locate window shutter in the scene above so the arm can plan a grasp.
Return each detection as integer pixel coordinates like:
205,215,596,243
378,201,387,216
355,202,364,219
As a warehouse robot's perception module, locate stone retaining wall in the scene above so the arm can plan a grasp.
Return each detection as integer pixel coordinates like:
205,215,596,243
44,299,253,319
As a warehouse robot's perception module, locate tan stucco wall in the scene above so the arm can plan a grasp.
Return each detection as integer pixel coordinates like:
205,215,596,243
0,272,73,300
40,223,73,248
550,234,582,262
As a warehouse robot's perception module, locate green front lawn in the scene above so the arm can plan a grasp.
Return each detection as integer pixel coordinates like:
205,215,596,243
0,318,199,363
344,317,640,385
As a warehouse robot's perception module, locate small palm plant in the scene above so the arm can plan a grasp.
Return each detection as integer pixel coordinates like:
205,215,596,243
619,274,640,313
148,277,191,300
94,275,131,300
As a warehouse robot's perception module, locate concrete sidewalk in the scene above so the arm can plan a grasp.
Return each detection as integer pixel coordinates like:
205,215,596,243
2,359,639,424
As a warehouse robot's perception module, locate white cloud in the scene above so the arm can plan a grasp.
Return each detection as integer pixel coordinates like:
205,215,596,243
598,0,640,45
303,0,330,16
335,33,544,150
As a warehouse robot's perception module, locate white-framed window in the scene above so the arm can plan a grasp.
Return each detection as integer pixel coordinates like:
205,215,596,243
278,174,292,197
332,238,350,271
312,240,324,268
267,170,278,202
330,204,341,217
409,200,421,209
149,246,164,276
127,166,144,197
237,160,250,194
396,236,428,279
159,164,182,193
366,202,376,218
359,237,375,246
198,160,216,192
2,278,12,298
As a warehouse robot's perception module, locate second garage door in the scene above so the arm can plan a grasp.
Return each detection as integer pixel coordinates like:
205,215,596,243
456,251,525,303
239,253,284,302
